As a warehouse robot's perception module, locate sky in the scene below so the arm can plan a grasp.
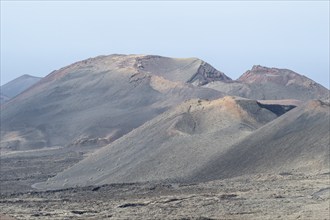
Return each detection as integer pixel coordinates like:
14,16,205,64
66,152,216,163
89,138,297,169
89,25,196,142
1,1,329,88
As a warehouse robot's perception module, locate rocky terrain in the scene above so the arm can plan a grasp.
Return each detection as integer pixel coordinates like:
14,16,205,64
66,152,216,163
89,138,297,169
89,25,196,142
1,54,329,219
1,173,329,220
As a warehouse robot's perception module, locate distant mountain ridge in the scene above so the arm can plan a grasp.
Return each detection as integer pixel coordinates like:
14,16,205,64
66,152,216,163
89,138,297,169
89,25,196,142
204,65,328,101
239,65,316,84
0,74,42,104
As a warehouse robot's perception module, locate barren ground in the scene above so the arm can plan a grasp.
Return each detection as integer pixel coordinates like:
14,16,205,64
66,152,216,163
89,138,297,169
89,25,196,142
1,151,329,220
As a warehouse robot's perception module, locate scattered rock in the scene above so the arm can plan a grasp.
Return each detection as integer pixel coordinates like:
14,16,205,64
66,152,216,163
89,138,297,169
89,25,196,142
312,187,330,200
118,203,148,208
71,210,97,215
279,172,293,176
91,186,101,191
220,194,237,199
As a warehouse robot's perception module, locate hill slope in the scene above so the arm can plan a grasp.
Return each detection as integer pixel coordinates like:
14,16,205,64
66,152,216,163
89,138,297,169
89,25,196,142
34,96,296,189
188,100,330,182
204,65,328,101
0,55,226,152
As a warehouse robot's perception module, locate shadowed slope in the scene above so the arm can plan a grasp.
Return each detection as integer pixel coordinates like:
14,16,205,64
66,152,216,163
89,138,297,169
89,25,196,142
188,100,330,182
204,65,328,101
0,55,225,152
34,96,296,190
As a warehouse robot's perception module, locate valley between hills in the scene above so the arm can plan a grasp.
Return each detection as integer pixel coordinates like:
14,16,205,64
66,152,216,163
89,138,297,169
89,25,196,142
0,54,329,220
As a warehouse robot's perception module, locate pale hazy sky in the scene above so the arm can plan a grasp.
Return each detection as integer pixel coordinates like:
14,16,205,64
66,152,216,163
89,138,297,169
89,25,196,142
1,1,329,88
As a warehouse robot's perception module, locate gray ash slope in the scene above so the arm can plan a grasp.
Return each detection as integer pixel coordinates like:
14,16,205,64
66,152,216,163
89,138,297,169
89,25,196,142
35,98,329,190
35,96,298,190
0,55,226,152
204,65,328,101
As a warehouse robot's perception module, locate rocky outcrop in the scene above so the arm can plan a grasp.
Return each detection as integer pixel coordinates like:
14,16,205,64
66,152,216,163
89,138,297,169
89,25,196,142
134,55,232,85
187,62,232,85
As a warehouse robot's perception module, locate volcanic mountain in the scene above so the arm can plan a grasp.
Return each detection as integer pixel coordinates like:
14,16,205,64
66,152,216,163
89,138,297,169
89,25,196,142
1,54,329,220
0,74,42,104
35,96,298,189
204,65,328,101
0,55,227,152
188,100,330,182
